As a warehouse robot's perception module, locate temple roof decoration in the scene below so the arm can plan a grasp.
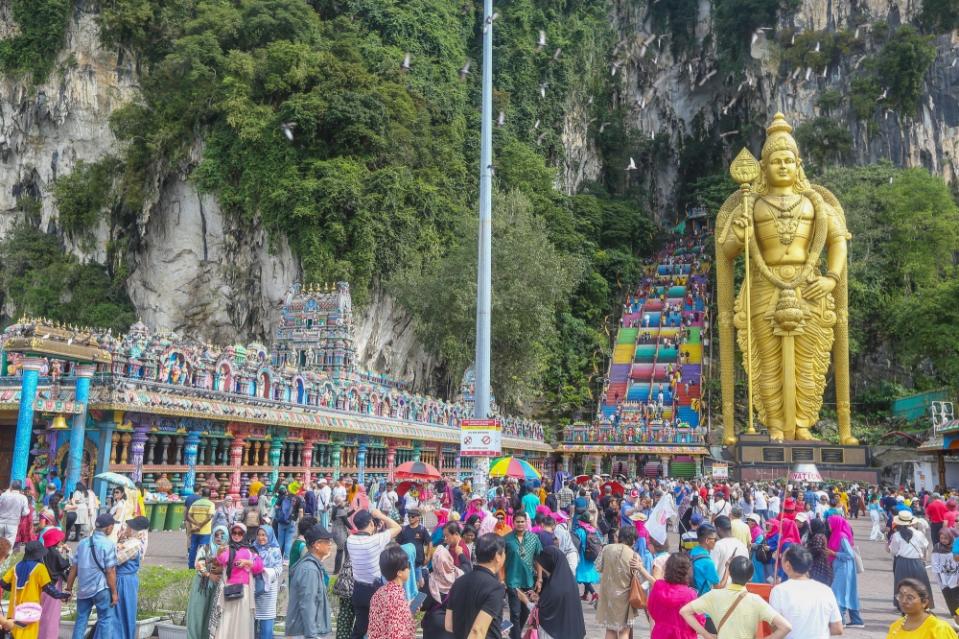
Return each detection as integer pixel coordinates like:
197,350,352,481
1,283,545,445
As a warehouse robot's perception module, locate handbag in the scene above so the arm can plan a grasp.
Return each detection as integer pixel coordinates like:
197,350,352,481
628,572,647,610
521,607,539,639
223,583,244,600
332,553,355,598
9,573,41,626
852,547,865,574
254,574,266,596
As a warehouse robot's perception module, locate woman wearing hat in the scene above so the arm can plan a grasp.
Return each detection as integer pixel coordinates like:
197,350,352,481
116,516,150,639
187,525,228,639
2,540,69,639
37,528,70,639
889,511,934,611
211,523,263,639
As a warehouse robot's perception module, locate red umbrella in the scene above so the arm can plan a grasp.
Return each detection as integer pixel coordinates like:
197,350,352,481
395,480,419,497
394,461,441,481
602,480,625,497
574,474,591,485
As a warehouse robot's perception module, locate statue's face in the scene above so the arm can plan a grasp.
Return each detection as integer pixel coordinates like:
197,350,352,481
764,150,798,187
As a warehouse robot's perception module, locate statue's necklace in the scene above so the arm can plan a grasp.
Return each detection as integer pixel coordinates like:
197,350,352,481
761,195,803,245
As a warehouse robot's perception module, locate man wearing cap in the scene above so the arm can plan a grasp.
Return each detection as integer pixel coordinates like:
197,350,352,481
346,508,401,639
316,478,332,529
66,513,120,638
286,525,334,639
397,509,431,584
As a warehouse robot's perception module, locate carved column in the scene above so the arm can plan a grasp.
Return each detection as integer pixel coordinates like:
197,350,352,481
11,357,41,483
94,418,116,507
182,429,201,496
174,435,184,466
158,435,170,465
130,424,150,483
301,438,316,485
119,433,132,464
412,443,421,463
331,442,342,478
65,363,95,496
269,433,284,488
357,441,368,485
228,430,247,499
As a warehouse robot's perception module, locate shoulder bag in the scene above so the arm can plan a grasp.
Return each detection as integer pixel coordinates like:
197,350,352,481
222,548,245,600
521,606,539,639
717,591,748,633
332,553,355,599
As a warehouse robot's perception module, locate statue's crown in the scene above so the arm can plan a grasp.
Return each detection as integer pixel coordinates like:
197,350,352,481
761,112,800,161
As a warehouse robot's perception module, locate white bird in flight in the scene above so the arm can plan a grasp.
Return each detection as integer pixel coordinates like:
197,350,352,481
497,111,505,126
626,157,637,171
537,30,547,51
401,52,411,71
280,122,295,141
459,60,471,79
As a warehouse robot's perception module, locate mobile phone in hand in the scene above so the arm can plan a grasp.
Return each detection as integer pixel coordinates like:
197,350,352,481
500,619,513,633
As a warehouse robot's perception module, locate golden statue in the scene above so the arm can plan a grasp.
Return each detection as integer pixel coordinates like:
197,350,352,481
716,113,856,445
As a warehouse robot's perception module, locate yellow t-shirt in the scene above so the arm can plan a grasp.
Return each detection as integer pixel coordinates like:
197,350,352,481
188,498,216,535
249,480,264,498
689,584,778,639
886,615,956,639
4,562,51,607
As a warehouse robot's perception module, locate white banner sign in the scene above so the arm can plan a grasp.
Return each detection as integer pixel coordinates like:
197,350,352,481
460,419,502,457
711,463,729,479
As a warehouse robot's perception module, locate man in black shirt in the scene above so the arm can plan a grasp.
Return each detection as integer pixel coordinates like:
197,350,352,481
446,533,507,639
396,509,431,584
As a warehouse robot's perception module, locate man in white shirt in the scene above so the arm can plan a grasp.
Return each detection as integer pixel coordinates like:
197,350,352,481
316,478,332,529
770,545,845,638
376,481,398,516
710,493,731,520
710,516,749,582
754,488,768,520
0,481,29,546
346,508,401,639
332,478,347,507
768,490,781,518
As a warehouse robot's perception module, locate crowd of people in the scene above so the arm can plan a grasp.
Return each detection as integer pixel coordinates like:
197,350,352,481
0,470,957,638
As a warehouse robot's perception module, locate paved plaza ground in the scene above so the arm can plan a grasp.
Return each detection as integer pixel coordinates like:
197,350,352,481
139,516,954,638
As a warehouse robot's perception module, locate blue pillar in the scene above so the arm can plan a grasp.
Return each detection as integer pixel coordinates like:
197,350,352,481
94,419,115,509
269,433,285,489
65,364,96,497
11,357,43,484
357,441,368,485
183,429,201,496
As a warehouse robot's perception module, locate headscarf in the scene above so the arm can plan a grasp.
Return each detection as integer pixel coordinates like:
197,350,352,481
253,525,282,569
778,518,801,550
210,525,229,555
827,515,854,559
229,523,250,551
15,541,45,588
478,510,498,536
534,546,587,639
400,543,418,601
428,545,462,602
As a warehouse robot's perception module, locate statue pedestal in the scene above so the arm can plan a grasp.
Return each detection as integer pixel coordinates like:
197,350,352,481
730,433,877,483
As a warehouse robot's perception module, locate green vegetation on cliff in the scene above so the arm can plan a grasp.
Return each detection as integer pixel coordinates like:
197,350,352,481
83,0,654,418
0,0,71,82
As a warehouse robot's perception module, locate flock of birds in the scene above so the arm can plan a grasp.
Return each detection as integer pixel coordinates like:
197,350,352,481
273,13,948,172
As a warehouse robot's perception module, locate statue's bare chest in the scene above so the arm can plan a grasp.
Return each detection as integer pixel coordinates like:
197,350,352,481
753,197,814,261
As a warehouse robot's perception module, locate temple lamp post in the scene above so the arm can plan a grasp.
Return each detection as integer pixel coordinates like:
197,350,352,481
472,0,494,495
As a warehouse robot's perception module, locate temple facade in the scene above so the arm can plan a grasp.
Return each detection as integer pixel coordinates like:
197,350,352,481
0,282,549,503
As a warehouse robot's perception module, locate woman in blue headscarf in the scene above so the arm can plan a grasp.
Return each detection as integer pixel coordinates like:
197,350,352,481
252,526,282,639
187,525,228,639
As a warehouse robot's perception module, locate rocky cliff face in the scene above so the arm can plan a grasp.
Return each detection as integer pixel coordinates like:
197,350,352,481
0,2,441,392
580,0,959,211
1,0,954,393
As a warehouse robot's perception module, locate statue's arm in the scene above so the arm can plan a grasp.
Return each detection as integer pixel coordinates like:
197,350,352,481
824,202,849,278
716,192,745,261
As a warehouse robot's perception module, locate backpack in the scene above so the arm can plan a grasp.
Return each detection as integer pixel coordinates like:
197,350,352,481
583,529,604,562
276,496,294,525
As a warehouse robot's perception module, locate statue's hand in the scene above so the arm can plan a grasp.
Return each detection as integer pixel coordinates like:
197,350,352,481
731,211,750,243
804,276,836,300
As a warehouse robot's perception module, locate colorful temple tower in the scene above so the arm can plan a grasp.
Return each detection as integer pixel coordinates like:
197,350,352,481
274,282,355,375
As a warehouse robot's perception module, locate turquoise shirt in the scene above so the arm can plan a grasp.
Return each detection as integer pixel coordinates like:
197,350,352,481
690,545,719,596
504,531,543,589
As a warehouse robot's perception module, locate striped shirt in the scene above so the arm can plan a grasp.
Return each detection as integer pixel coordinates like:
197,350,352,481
346,531,392,584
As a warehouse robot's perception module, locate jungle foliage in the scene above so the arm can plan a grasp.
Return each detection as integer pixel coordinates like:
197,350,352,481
0,0,71,82
75,0,656,418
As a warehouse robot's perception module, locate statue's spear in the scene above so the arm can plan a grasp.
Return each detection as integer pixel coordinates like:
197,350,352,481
729,148,761,436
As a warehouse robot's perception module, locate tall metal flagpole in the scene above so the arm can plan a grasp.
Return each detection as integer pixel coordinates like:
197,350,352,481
472,0,494,496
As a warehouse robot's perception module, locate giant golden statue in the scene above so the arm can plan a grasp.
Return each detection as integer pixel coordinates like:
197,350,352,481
716,113,856,445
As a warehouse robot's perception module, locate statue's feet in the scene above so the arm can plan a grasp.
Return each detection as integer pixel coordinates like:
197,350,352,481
841,436,860,446
769,433,784,443
795,428,816,441
724,435,738,446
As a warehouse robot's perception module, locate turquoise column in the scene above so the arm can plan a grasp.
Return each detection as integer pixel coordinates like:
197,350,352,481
357,441,368,485
269,432,285,488
182,429,201,496
65,364,96,497
11,357,43,483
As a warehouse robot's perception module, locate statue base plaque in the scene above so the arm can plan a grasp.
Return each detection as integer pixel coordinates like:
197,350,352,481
730,433,877,483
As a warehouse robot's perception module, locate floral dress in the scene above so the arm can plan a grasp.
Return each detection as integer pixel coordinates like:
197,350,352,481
367,582,415,639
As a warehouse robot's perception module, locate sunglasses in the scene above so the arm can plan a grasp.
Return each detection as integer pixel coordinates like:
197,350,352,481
230,530,244,536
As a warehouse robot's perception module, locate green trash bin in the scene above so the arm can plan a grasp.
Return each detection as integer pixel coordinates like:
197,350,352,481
165,502,186,531
143,502,155,527
149,502,168,532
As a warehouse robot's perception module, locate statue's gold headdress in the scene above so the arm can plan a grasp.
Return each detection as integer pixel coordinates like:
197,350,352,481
760,112,799,161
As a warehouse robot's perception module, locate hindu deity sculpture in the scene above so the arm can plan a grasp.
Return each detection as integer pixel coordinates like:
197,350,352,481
716,113,855,445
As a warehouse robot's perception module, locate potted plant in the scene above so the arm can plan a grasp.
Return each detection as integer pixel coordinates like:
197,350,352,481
58,605,96,639
155,578,191,639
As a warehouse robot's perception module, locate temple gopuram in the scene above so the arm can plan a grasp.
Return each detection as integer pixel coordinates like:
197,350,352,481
0,282,549,502
557,229,713,478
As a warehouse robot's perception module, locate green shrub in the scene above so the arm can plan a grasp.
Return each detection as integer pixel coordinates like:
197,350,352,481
918,0,959,33
794,117,853,167
53,158,119,244
0,0,71,82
